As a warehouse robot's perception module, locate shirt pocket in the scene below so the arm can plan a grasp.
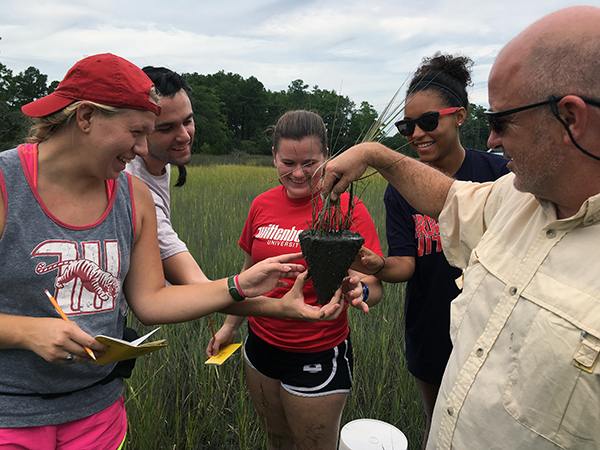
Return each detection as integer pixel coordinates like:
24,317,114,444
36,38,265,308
502,307,600,449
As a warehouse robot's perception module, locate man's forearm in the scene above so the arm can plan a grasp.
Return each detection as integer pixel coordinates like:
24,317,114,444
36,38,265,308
364,142,454,220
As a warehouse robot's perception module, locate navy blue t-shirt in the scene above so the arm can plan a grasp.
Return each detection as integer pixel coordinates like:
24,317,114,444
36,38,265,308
384,148,509,385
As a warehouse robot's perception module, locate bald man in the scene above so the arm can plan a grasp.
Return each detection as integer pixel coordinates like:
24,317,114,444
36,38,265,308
323,5,600,449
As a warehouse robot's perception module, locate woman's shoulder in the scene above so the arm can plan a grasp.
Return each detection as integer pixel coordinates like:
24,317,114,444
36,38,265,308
0,147,21,166
464,148,507,166
338,190,364,205
461,148,510,181
250,185,286,206
128,174,154,208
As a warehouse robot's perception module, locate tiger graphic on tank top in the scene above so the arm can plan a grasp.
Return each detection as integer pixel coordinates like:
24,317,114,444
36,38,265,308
35,259,121,304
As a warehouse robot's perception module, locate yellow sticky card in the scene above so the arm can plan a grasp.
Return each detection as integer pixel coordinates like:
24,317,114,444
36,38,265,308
205,343,242,366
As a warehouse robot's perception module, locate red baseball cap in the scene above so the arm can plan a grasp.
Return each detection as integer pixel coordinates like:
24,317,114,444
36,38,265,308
21,53,161,118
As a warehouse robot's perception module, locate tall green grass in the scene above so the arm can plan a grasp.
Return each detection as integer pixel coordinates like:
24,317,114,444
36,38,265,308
123,163,425,449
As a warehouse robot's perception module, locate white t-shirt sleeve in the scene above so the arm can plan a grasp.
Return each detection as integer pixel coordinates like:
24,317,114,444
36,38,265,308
125,157,188,260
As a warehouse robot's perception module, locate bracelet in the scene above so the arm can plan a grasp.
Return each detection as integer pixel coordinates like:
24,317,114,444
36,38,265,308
373,256,386,276
234,274,246,298
362,282,370,304
227,275,245,302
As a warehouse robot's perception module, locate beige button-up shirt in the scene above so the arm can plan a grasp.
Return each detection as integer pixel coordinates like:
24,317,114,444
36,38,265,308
428,173,600,450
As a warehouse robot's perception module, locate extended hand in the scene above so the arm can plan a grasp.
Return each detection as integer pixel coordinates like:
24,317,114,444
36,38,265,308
350,246,385,275
320,144,370,201
279,272,345,322
238,252,305,298
342,275,369,313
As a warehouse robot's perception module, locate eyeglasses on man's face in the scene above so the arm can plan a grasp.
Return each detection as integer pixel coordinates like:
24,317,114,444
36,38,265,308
483,97,565,134
485,95,600,162
484,95,600,134
395,107,461,136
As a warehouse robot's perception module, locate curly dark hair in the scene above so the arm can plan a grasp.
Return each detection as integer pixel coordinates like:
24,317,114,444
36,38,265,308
142,66,192,99
408,52,474,108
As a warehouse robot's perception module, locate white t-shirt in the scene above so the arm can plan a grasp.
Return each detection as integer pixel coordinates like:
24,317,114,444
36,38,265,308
125,157,188,260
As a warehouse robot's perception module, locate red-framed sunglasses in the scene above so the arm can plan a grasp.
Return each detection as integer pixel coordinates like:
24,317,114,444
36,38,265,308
395,107,461,136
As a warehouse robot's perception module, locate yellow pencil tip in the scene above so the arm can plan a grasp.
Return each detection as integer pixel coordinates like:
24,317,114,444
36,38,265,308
86,348,97,360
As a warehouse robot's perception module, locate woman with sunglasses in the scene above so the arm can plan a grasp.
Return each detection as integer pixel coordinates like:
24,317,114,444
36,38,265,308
356,52,508,449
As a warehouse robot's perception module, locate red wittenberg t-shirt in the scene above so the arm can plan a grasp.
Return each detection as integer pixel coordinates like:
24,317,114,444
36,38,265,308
240,185,382,353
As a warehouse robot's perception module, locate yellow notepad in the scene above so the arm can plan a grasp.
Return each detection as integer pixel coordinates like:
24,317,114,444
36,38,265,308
91,328,167,365
205,343,242,366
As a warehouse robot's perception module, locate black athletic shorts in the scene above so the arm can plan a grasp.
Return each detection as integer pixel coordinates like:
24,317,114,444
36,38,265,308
244,324,353,397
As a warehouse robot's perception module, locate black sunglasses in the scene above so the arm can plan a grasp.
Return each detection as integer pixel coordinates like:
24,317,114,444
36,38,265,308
395,107,461,136
485,95,600,161
484,97,564,134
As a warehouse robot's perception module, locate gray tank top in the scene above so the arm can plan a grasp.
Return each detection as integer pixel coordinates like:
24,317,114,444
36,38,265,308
0,146,134,427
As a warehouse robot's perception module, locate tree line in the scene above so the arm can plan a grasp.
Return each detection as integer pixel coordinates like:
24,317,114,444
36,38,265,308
0,62,492,156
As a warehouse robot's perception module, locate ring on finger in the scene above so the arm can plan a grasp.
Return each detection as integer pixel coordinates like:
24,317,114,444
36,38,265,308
65,352,74,362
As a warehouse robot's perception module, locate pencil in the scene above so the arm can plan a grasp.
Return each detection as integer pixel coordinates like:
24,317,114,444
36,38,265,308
210,317,216,342
45,290,97,361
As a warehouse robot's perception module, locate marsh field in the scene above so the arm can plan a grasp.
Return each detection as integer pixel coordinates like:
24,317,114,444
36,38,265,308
123,156,425,449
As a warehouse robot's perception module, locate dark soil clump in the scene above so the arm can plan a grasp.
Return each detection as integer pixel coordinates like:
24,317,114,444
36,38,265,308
299,229,364,305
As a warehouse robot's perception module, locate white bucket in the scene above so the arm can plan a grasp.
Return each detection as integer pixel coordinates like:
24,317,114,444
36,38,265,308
339,418,408,450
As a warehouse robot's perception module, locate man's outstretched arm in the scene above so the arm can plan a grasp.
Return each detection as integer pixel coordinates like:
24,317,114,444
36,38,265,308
322,142,454,220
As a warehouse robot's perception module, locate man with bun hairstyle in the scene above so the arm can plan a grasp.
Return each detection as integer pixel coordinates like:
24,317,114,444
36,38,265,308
125,68,341,321
125,67,208,286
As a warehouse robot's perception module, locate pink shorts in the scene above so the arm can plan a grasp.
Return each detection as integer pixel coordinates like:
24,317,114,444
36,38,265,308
0,396,127,450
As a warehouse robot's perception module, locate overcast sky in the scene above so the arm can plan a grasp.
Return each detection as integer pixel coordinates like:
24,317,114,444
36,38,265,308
0,1,592,112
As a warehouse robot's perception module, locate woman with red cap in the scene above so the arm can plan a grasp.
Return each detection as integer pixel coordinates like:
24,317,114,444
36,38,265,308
0,54,341,449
